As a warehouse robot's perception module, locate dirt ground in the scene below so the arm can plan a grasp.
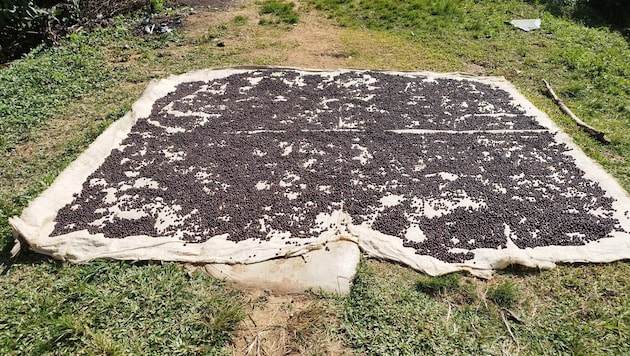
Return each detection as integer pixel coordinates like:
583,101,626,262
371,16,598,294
226,289,351,355
181,0,350,69
172,0,242,9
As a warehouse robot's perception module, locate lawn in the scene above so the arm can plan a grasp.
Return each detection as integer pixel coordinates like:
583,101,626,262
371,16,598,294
1,0,629,354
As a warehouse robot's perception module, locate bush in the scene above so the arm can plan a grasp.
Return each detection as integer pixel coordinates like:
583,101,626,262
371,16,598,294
0,1,53,62
0,0,147,63
589,0,630,29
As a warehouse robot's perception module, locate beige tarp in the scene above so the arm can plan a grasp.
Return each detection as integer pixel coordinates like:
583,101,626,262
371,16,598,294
9,67,630,286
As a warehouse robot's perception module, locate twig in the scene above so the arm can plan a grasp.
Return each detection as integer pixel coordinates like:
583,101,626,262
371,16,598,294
502,308,524,324
248,314,258,328
446,301,452,322
543,79,610,144
501,310,521,352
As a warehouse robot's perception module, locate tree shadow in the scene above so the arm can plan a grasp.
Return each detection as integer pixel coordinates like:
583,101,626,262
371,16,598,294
526,0,629,41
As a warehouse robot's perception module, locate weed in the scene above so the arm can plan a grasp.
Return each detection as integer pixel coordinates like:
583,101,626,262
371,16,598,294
232,15,248,25
205,25,228,41
487,280,520,308
415,273,460,295
148,0,165,13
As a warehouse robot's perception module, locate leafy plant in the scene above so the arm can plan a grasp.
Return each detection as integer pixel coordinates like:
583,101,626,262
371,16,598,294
0,1,50,62
539,0,630,30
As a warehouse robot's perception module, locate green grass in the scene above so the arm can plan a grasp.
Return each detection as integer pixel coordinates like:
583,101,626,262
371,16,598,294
0,38,114,154
343,261,511,354
1,0,630,354
343,260,630,355
0,10,250,354
0,257,243,355
415,273,462,296
488,280,520,308
258,0,300,25
0,21,181,252
232,15,249,25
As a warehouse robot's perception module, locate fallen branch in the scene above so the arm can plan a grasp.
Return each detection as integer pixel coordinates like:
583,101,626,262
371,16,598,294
542,79,610,144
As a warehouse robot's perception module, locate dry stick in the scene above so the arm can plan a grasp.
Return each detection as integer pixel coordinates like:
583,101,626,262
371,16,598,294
502,308,525,324
501,311,521,352
543,79,610,144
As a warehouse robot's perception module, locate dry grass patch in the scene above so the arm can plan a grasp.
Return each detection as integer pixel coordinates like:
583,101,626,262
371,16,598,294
230,290,351,355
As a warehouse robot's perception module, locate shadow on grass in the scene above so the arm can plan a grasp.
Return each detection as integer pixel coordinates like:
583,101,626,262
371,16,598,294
529,0,630,40
0,238,169,276
0,244,61,276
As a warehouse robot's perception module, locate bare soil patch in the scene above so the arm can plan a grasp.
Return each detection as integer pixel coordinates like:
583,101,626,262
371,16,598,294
172,0,242,10
181,0,349,69
230,290,351,355
281,10,350,69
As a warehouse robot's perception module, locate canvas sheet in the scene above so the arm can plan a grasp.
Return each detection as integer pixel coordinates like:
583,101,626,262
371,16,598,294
10,67,630,278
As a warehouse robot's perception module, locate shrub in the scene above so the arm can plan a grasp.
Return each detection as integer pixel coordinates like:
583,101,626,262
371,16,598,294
0,1,52,62
589,0,630,29
0,0,149,63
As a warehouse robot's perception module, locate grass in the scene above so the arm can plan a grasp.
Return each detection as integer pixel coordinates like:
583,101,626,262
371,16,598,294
309,1,630,353
488,280,520,308
415,273,462,295
343,260,630,355
0,38,114,155
280,293,346,354
0,9,251,354
0,0,629,354
0,257,243,355
258,0,300,25
343,260,511,354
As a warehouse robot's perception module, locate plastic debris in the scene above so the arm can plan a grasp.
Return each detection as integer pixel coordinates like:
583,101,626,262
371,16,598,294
157,25,172,34
510,19,541,32
144,24,155,35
